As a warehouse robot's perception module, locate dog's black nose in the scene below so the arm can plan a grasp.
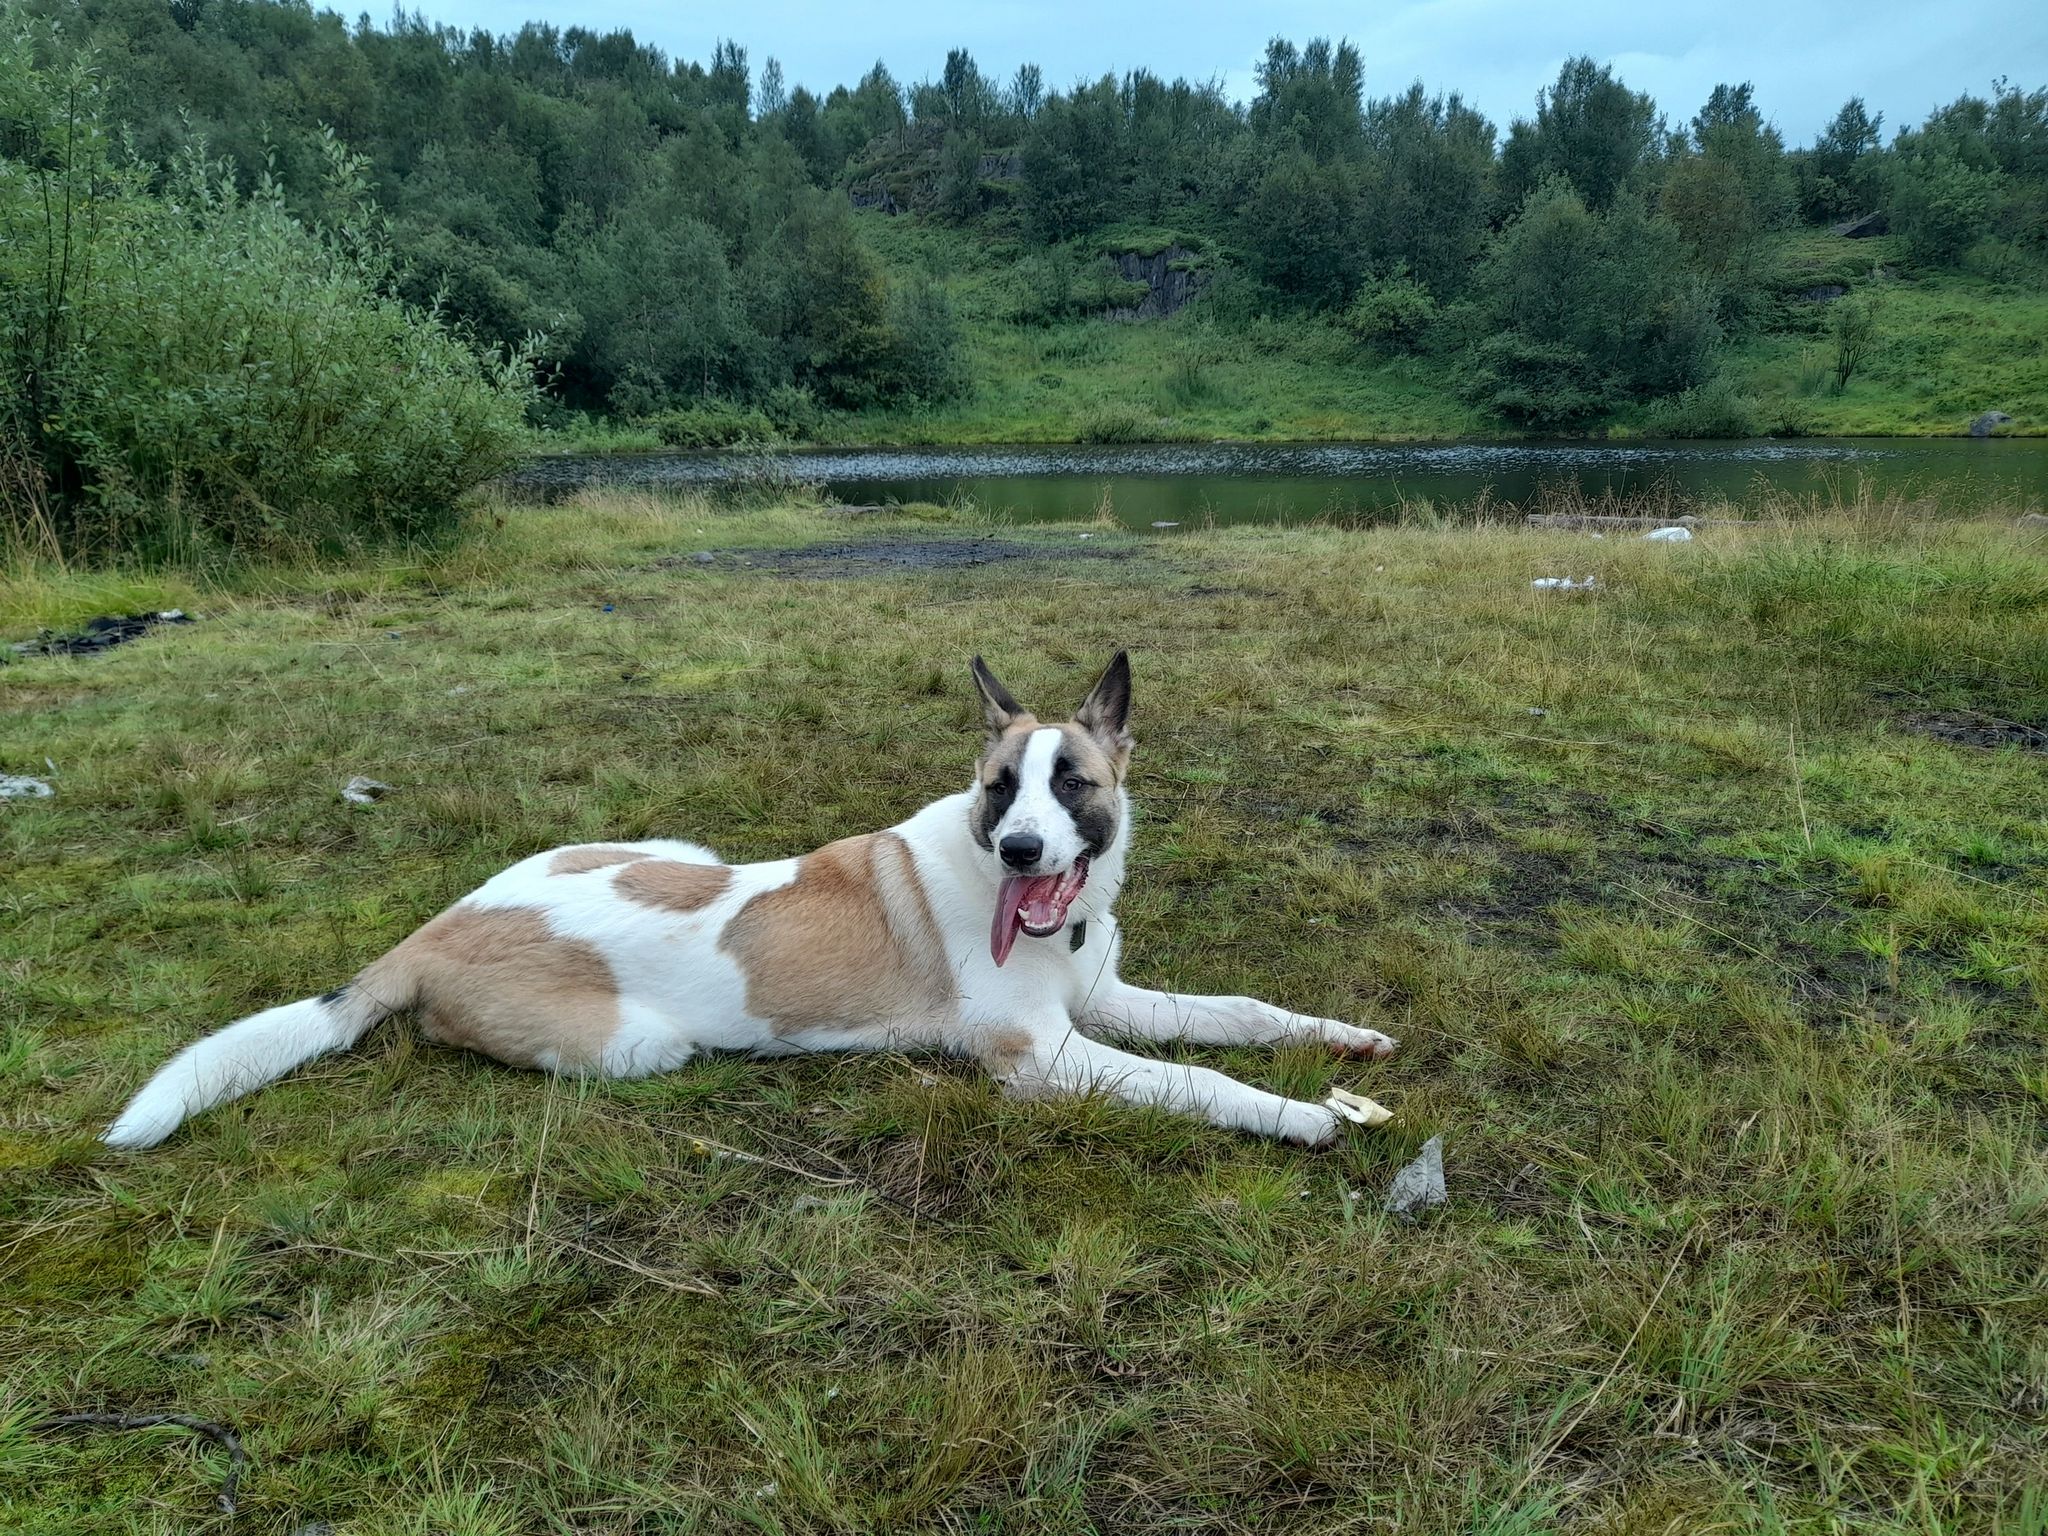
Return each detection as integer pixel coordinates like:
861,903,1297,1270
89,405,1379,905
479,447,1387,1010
999,833,1043,869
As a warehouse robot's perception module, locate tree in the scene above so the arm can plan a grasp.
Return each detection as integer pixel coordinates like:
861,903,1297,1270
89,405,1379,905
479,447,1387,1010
1358,85,1497,297
1237,147,1361,306
1020,78,1125,241
1800,97,1885,222
1249,37,1363,163
1468,180,1718,427
1500,57,1658,211
1661,82,1788,277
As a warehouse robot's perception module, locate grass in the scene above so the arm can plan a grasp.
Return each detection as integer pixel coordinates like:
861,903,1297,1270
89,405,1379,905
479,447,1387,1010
3,488,2048,1531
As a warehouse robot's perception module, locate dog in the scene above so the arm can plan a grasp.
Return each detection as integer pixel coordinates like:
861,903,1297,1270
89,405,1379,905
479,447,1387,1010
103,652,1397,1151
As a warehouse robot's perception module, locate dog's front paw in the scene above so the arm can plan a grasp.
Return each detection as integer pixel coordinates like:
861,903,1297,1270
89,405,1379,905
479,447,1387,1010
1277,1101,1343,1147
1316,1020,1398,1059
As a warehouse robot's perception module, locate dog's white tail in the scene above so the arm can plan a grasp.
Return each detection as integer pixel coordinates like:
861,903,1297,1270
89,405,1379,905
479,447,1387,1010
103,981,400,1150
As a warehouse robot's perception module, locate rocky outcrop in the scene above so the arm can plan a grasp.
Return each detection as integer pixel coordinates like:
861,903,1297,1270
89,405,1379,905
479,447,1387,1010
1831,211,1889,238
1970,411,2014,437
847,181,901,215
1104,247,1204,321
977,152,1021,180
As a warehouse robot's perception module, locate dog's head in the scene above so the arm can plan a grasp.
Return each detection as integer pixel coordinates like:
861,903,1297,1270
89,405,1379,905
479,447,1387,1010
967,651,1132,965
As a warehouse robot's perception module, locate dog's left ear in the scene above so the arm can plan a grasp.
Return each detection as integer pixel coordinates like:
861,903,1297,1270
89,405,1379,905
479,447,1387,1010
1074,649,1133,766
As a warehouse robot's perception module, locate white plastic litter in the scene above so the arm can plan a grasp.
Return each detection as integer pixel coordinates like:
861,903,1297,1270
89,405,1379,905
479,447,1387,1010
1531,576,1600,592
341,776,395,805
1384,1135,1447,1218
1,776,54,798
1151,521,1180,529
1325,1086,1394,1128
1643,526,1693,542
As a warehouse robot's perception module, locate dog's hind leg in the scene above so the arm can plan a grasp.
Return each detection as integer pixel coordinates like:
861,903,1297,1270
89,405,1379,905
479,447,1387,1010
1078,977,1397,1059
987,1022,1342,1144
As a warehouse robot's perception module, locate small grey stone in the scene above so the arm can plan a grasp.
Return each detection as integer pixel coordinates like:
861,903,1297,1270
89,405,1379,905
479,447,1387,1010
291,1524,339,1536
1970,411,2013,438
691,550,716,564
1384,1135,1447,1219
2018,514,2048,528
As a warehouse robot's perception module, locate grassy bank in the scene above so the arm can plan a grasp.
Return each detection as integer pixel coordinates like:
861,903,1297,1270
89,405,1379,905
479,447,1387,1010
532,223,2047,452
3,493,2047,1531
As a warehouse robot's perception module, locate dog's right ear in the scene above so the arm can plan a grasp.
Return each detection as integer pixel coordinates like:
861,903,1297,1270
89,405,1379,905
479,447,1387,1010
971,656,1026,735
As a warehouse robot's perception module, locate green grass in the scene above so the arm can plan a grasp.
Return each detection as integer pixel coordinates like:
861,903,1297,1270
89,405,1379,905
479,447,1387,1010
3,491,2048,1531
1721,233,2048,436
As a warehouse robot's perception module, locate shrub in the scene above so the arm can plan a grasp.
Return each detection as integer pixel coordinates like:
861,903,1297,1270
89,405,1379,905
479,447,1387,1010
1,47,532,561
1643,377,1762,438
1341,270,1440,348
644,403,776,449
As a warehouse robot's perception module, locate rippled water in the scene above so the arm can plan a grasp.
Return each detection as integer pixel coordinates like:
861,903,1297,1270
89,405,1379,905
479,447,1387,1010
507,438,2048,528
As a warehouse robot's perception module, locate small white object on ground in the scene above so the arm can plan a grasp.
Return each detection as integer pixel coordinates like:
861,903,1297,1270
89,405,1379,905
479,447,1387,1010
1644,526,1693,542
1529,707,1548,716
1151,521,1179,529
341,776,395,805
445,686,469,695
1385,1135,1447,1218
1591,533,1604,540
1,776,54,798
1325,1086,1394,1128
1531,577,1600,592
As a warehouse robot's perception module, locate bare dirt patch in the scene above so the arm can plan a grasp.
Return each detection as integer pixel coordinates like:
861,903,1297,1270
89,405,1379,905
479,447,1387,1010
653,537,1140,578
1901,710,2048,752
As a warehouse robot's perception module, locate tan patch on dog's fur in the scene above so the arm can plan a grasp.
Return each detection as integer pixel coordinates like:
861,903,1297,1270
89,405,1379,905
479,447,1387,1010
1059,721,1126,783
614,859,733,913
549,845,655,876
360,904,618,1069
978,1028,1035,1077
720,832,954,1035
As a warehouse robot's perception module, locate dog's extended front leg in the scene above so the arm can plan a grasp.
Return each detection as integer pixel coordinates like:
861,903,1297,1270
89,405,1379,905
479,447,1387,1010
1079,976,1397,1059
984,1019,1342,1144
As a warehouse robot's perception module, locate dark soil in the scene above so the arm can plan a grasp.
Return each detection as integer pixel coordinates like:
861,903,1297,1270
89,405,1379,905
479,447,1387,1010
1901,710,2048,752
654,538,1138,578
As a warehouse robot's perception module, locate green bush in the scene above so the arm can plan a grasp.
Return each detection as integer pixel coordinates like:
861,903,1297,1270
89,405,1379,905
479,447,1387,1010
644,403,776,449
1,44,531,562
1341,270,1440,348
1642,377,1762,438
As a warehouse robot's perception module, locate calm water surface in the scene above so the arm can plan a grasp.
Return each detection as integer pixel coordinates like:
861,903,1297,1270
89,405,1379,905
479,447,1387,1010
508,439,2048,530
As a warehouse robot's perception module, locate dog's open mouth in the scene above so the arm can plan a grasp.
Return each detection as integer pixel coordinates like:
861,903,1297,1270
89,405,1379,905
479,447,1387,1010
991,857,1090,967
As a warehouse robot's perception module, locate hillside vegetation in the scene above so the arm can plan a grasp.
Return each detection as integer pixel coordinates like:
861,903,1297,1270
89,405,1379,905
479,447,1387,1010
5,0,2045,490
3,492,2047,1529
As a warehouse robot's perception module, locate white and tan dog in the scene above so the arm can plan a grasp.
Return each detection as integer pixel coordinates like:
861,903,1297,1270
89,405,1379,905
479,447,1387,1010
104,653,1396,1151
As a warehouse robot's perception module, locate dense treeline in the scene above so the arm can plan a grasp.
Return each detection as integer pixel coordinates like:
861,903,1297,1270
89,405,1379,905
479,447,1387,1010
4,0,2047,557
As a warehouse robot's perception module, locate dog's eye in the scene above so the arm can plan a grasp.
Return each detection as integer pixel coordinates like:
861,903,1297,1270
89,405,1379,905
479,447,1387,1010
1062,776,1087,793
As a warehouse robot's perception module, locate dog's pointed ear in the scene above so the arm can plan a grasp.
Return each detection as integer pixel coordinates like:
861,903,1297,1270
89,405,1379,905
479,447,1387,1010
1074,649,1133,761
971,655,1026,736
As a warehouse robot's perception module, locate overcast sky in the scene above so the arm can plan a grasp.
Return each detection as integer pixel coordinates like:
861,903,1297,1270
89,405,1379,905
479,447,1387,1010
413,0,2044,145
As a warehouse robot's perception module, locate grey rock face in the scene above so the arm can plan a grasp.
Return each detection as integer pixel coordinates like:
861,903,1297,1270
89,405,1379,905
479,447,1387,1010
1384,1135,1447,1218
1970,412,2014,438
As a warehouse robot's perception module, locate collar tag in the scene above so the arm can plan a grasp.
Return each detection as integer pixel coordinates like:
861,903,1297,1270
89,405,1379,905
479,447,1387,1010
1069,921,1087,951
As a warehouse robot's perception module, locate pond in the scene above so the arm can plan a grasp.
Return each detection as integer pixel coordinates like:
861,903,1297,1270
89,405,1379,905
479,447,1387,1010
507,438,2048,530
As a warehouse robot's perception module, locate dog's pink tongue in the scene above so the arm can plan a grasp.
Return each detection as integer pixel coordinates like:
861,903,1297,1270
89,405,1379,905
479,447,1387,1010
991,874,1056,967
